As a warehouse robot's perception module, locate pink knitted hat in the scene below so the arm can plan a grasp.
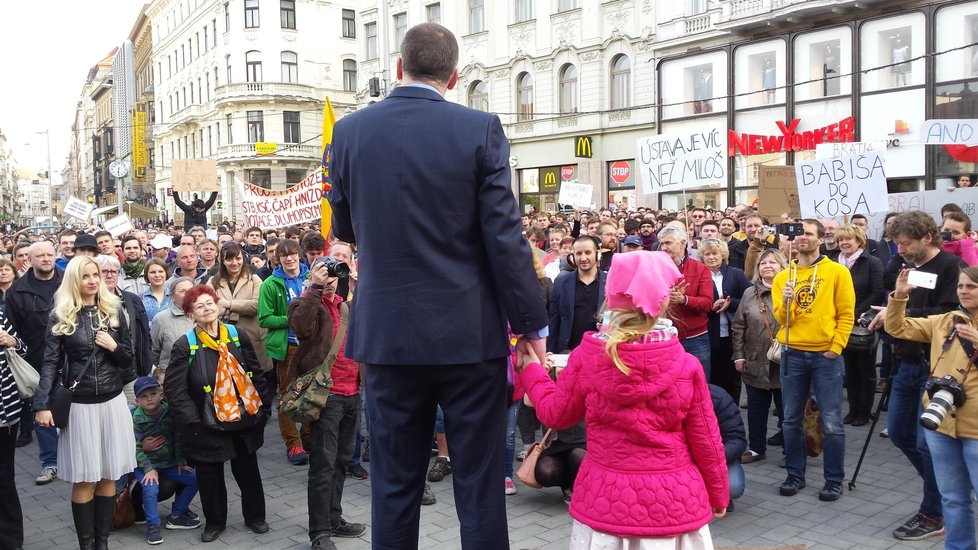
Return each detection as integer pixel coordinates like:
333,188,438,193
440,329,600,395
605,251,682,317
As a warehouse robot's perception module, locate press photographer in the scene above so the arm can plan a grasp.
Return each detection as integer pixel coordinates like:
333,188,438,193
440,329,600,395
884,266,978,549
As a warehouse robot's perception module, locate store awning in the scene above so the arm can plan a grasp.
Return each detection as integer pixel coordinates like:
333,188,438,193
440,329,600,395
91,203,160,223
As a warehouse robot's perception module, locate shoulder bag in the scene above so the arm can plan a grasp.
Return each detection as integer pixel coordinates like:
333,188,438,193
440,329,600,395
189,325,266,432
50,350,99,429
758,294,782,364
7,348,38,398
516,428,556,489
280,303,348,423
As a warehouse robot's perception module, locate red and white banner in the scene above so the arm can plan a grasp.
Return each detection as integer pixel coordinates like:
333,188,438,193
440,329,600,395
237,171,323,229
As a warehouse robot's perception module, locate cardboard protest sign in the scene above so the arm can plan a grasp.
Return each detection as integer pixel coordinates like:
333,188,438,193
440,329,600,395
102,213,134,238
920,119,978,145
557,181,593,209
795,151,888,218
171,160,219,192
238,171,322,229
63,196,94,222
636,126,727,194
756,166,800,221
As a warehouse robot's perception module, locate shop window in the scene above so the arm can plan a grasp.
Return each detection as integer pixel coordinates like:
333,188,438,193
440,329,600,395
660,50,728,120
734,40,785,109
934,80,978,178
936,3,978,82
730,107,787,188
860,13,925,93
793,27,852,101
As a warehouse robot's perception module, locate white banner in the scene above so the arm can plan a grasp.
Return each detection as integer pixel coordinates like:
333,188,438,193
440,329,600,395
62,196,94,221
102,213,134,238
636,126,727,194
795,151,889,218
815,140,887,160
920,119,978,145
557,181,593,209
238,171,322,229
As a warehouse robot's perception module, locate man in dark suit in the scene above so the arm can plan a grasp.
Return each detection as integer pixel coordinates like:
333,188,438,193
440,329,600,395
549,236,607,353
328,23,548,550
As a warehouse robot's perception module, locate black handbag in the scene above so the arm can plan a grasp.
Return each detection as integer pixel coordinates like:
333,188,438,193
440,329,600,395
193,338,266,433
50,351,99,429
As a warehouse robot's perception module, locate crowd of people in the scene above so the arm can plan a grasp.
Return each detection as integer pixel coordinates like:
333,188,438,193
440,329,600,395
3,21,978,550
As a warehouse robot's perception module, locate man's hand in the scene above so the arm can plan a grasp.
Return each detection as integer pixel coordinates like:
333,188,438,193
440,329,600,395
35,410,53,427
142,435,166,452
713,297,731,313
823,351,839,359
867,306,887,332
782,284,794,304
142,470,159,486
310,263,331,286
669,281,689,305
515,336,547,371
178,465,195,474
734,359,746,373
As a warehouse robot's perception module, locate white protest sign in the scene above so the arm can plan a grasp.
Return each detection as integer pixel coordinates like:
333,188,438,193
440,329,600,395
62,196,94,221
557,181,593,208
815,140,887,160
795,151,888,218
238,171,323,229
857,187,978,240
636,126,727,194
102,213,134,238
920,119,978,145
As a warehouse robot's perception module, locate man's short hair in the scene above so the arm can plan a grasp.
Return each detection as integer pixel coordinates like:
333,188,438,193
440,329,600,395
745,214,770,226
699,220,720,233
60,229,77,239
657,226,687,243
246,226,263,237
400,23,458,84
265,237,281,248
801,218,826,239
285,226,302,239
93,230,112,240
121,235,141,248
851,214,868,223
13,242,30,256
890,211,939,243
526,228,546,242
300,232,327,252
276,238,301,260
623,218,641,235
945,210,973,233
573,235,599,250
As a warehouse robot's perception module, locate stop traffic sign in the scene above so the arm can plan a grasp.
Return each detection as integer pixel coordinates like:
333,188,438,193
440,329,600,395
610,161,631,185
561,166,574,180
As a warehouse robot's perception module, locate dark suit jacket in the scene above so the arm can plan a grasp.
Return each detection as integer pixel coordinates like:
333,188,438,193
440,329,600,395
328,85,548,365
707,265,751,348
548,270,607,353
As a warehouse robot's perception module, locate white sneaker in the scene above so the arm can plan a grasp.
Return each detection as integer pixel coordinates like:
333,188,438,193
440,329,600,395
35,466,57,485
504,477,517,495
515,449,528,461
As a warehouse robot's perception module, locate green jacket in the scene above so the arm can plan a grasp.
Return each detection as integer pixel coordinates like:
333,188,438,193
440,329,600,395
132,401,185,471
258,270,308,361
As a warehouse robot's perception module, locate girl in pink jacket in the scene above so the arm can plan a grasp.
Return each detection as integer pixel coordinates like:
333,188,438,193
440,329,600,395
518,251,729,549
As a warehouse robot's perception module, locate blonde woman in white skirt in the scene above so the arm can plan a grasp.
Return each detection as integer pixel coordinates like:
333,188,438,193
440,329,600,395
33,256,135,550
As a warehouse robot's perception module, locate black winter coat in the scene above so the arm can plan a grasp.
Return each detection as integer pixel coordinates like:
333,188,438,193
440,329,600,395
173,191,217,230
709,384,747,465
6,268,63,369
34,306,133,409
165,325,267,463
120,290,153,377
844,253,885,320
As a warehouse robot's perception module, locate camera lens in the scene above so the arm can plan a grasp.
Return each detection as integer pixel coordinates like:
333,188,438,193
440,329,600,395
920,389,955,431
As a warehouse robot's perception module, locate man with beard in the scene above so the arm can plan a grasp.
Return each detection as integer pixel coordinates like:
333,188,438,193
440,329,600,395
119,235,148,295
639,218,657,250
819,219,840,260
597,222,618,271
6,242,63,482
548,236,606,353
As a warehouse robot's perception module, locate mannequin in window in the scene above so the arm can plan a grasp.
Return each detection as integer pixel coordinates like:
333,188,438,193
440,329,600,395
960,82,976,118
891,34,910,87
762,56,776,104
822,44,839,96
693,67,713,113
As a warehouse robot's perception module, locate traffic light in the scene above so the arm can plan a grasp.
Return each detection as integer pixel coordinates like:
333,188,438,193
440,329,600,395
369,77,381,97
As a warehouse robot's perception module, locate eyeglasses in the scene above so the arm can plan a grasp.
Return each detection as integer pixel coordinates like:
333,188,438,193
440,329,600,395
101,269,120,276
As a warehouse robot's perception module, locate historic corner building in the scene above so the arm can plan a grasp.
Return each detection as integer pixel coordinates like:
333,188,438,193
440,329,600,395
498,0,978,214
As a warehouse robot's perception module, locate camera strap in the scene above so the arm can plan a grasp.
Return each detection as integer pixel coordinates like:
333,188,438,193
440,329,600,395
931,318,978,382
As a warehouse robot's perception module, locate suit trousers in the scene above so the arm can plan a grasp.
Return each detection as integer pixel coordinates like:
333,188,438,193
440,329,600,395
365,359,509,550
0,424,23,550
190,438,266,531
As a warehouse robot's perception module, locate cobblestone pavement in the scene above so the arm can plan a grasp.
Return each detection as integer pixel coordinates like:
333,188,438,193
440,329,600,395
15,406,961,549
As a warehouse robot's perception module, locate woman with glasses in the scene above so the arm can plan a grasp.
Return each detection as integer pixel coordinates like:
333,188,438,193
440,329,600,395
210,242,270,372
96,255,152,402
165,285,268,543
700,238,751,405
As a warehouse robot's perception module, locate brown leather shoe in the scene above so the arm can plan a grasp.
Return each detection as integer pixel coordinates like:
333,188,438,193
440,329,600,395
741,450,766,463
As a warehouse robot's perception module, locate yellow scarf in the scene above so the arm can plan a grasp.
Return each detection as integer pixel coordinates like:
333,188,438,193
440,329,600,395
198,324,262,422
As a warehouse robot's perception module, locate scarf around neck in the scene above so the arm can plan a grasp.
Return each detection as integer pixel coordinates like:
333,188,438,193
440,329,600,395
198,324,261,422
123,259,146,280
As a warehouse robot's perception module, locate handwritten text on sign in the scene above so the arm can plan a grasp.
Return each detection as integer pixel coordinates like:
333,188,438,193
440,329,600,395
795,152,888,218
636,127,727,194
920,119,978,145
62,196,94,221
557,181,593,208
238,171,323,229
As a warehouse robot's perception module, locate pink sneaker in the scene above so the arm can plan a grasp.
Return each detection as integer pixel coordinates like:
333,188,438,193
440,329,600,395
504,477,517,495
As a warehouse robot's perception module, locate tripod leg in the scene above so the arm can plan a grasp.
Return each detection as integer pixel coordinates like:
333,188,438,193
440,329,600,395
848,350,893,490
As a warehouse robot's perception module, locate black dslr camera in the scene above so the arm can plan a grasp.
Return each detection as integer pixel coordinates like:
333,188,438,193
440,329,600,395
920,376,967,431
311,256,351,278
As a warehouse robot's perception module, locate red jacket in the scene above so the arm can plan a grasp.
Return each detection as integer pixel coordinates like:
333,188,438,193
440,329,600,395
321,294,359,396
520,332,729,537
672,256,714,340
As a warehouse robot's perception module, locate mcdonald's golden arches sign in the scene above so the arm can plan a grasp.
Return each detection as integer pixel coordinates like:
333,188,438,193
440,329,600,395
574,135,593,158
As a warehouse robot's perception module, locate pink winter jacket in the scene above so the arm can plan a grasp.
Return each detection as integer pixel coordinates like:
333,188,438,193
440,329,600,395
519,332,729,538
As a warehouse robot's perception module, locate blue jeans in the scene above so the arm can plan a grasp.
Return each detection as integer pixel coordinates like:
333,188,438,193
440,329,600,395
780,348,845,482
505,401,520,479
35,424,57,469
923,430,978,550
434,405,445,434
745,384,783,456
728,461,745,500
134,466,199,527
682,333,712,379
351,384,369,466
887,361,943,518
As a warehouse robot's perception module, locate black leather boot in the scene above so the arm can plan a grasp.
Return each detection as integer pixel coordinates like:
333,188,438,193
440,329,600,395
71,500,96,550
93,495,115,550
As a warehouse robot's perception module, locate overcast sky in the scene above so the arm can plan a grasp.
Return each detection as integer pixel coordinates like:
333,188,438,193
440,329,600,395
0,1,145,180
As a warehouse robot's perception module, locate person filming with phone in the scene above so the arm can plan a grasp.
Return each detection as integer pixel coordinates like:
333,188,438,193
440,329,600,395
885,266,978,549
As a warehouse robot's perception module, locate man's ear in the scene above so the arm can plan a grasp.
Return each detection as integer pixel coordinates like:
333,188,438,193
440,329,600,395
446,68,459,91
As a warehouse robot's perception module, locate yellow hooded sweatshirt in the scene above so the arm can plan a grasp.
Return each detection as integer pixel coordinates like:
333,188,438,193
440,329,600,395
772,256,856,356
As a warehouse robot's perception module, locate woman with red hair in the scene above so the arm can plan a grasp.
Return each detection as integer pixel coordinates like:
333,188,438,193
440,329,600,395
164,285,269,543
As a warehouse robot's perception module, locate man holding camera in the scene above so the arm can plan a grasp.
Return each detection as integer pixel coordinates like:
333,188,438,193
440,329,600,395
868,211,964,540
772,219,854,502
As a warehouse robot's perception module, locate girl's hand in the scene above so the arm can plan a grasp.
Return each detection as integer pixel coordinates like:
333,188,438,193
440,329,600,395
0,331,16,348
94,331,118,352
712,507,727,519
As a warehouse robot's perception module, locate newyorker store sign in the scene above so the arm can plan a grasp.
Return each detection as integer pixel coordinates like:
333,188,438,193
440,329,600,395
729,117,856,156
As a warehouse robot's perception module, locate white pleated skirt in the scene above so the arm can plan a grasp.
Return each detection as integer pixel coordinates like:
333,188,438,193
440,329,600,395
58,392,137,483
570,522,714,550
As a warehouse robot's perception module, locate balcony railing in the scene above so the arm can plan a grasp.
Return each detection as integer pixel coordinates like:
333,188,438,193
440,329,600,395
214,82,320,104
685,14,713,34
217,142,320,162
168,104,202,125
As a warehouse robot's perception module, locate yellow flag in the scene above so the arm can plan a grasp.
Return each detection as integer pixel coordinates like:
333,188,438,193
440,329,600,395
320,97,336,239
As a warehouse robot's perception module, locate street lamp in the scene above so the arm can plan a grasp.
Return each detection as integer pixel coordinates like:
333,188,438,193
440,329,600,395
36,130,53,225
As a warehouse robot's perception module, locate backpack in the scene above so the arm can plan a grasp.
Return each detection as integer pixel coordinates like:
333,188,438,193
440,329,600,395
186,324,241,362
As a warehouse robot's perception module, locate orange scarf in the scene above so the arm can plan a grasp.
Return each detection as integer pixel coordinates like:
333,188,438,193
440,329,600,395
199,325,262,422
